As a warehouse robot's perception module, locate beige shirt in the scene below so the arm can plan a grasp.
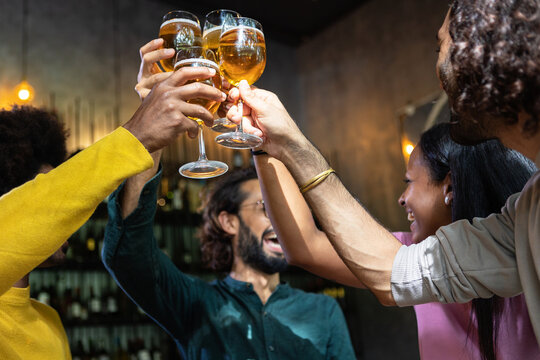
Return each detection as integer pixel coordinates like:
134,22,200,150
391,151,540,342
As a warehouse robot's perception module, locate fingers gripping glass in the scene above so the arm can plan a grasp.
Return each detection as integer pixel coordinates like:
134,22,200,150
215,17,266,149
203,9,241,133
174,56,228,179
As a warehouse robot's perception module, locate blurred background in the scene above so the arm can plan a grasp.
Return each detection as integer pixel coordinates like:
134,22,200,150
0,0,450,358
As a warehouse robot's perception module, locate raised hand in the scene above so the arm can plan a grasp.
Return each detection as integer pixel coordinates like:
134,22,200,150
134,38,175,101
124,66,226,153
226,81,307,160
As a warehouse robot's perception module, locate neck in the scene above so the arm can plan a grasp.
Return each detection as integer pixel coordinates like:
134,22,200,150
13,274,29,288
497,115,540,161
229,260,280,304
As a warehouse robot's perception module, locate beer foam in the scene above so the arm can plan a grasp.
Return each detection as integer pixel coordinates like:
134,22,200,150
222,26,264,39
160,18,200,29
174,58,219,70
202,26,221,38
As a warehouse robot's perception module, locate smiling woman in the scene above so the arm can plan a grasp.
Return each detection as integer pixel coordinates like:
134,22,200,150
254,121,539,360
397,122,538,360
398,145,452,244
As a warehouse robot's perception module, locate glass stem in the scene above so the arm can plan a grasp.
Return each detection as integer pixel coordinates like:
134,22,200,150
197,122,208,161
237,99,244,133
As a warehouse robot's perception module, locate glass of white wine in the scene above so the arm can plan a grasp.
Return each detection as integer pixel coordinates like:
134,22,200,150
203,9,241,133
215,17,266,149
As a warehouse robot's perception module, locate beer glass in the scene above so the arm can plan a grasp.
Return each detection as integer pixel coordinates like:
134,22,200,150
203,9,241,133
158,11,202,72
175,56,228,179
215,17,266,149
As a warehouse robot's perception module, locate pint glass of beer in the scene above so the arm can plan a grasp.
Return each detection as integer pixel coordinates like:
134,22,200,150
215,17,266,149
158,10,202,72
174,57,228,179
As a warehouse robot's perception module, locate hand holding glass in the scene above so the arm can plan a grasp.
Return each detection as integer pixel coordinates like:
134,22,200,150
175,56,228,178
215,17,266,149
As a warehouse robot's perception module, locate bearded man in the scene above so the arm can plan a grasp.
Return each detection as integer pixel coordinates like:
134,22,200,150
102,163,354,359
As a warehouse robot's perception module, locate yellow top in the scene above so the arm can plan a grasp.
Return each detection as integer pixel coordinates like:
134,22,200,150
0,286,71,360
0,127,153,358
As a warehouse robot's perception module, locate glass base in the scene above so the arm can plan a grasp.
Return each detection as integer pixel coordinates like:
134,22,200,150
211,118,237,133
179,160,228,179
215,132,263,149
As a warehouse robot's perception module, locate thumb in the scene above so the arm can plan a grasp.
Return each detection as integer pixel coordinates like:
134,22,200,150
238,80,267,113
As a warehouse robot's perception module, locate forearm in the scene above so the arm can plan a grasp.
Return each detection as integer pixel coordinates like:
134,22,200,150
103,176,186,335
255,155,364,287
121,149,162,218
280,139,401,305
0,128,153,295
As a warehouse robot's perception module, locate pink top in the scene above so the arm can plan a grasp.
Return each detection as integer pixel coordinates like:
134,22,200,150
394,232,540,360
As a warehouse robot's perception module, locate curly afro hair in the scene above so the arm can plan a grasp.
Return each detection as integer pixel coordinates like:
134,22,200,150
448,0,540,135
199,167,258,272
0,106,68,196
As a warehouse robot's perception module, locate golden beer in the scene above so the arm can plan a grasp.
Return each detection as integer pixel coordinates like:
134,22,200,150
159,18,202,71
219,26,266,86
202,27,221,63
174,58,222,114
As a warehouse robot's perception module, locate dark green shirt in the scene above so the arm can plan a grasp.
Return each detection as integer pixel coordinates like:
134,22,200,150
102,170,355,360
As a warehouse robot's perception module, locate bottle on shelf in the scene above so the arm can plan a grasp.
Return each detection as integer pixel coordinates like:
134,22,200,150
70,287,82,322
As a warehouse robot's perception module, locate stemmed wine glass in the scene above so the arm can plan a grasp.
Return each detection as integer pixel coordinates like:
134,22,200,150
175,55,229,179
215,17,266,149
156,10,228,178
158,10,202,72
202,9,241,133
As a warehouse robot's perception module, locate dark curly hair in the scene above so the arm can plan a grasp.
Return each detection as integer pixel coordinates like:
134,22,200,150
199,167,258,272
448,0,540,135
0,106,68,196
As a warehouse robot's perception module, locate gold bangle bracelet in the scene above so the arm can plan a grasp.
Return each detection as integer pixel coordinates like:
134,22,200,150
299,169,335,194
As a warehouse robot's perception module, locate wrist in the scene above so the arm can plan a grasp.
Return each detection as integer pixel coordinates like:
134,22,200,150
251,149,268,156
279,134,311,164
282,138,331,187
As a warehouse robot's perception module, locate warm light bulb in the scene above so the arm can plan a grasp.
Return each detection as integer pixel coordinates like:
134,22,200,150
405,144,414,155
18,88,30,100
401,139,415,164
14,80,34,102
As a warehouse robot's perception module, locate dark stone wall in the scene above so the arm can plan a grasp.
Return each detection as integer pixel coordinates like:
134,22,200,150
294,1,449,358
0,0,300,165
297,0,449,232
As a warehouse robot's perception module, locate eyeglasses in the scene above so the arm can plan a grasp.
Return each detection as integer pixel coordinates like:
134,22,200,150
239,199,267,218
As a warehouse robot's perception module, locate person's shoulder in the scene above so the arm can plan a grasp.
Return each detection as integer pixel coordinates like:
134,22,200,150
526,169,540,192
392,232,413,245
510,168,539,210
30,299,64,323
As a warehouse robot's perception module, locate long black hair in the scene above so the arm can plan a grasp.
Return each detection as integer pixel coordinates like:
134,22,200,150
419,122,536,360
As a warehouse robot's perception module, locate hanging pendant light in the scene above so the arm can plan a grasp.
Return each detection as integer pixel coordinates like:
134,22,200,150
15,0,34,103
15,80,34,102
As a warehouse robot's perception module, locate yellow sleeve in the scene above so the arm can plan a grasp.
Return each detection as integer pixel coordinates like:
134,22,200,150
0,127,154,295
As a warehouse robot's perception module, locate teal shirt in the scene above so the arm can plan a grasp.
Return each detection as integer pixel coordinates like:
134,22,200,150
102,170,355,360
